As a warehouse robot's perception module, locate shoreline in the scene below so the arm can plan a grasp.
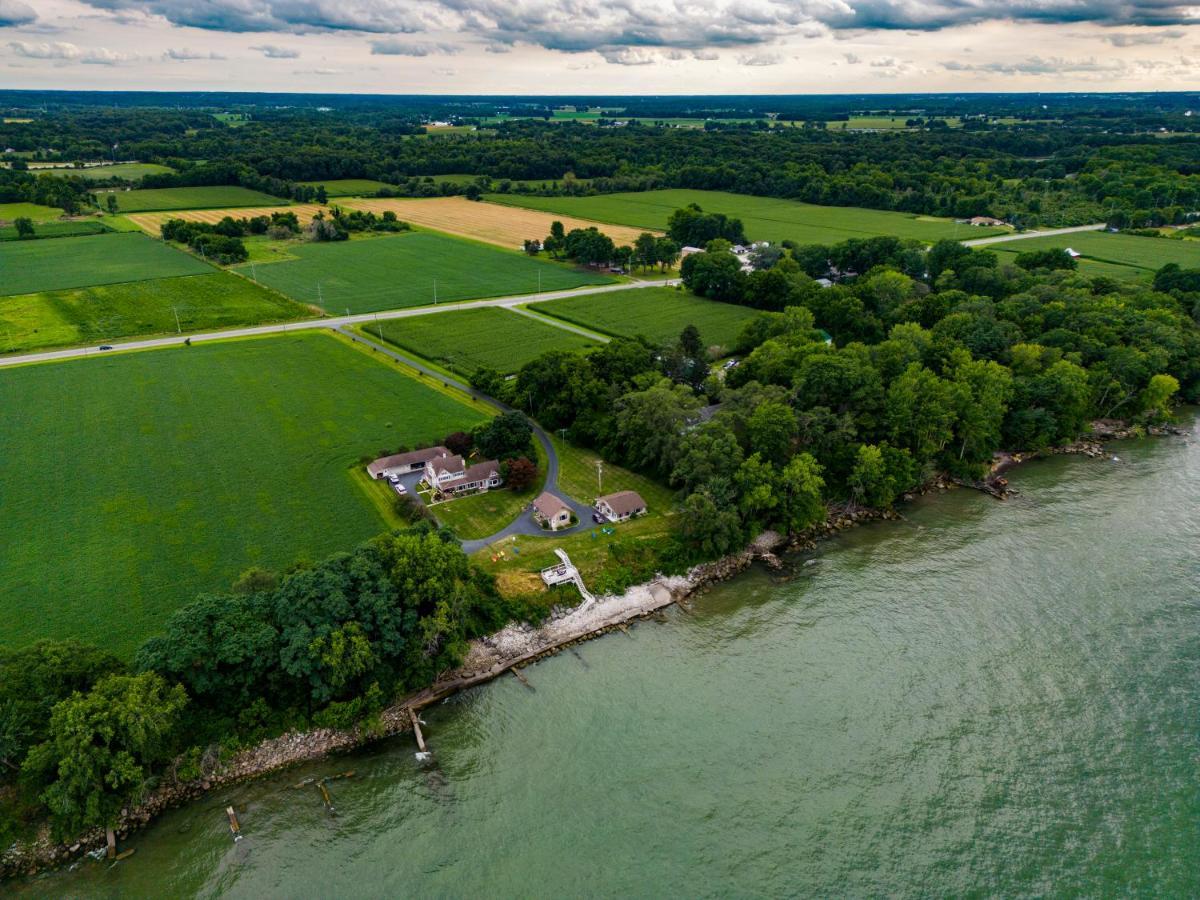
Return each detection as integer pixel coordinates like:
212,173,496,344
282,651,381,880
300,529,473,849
3,419,1187,880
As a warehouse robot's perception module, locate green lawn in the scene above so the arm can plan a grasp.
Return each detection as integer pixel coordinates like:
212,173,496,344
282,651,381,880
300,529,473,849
0,202,63,222
107,186,287,213
300,179,394,196
0,232,212,296
0,271,308,354
486,189,997,244
430,442,549,539
67,163,175,181
0,219,110,241
0,332,491,655
474,436,676,586
536,286,758,352
372,306,598,376
236,231,614,314
988,231,1198,281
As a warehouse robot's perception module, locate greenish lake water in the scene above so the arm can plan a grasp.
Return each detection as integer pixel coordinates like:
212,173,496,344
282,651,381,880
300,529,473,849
16,423,1199,897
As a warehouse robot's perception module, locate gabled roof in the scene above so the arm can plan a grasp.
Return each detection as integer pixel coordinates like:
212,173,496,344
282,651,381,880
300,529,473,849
532,491,571,519
437,460,501,491
367,446,450,477
430,454,465,474
598,490,646,517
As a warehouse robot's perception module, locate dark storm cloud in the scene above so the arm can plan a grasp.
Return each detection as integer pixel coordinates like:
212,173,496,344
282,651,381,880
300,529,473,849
0,0,37,27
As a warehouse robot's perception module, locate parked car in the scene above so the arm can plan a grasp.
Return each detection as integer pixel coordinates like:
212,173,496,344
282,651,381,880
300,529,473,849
394,483,407,495
98,345,114,351
387,474,401,485
592,512,604,523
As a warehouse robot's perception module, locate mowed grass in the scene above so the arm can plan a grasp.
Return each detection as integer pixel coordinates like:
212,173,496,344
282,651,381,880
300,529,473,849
0,219,110,241
66,163,175,181
0,271,308,353
373,306,598,375
988,231,1198,280
237,231,614,314
487,189,997,244
0,232,212,296
0,202,63,222
300,178,394,196
0,332,491,654
108,185,288,213
537,286,758,352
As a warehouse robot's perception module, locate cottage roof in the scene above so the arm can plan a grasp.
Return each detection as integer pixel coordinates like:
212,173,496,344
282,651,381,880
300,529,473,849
437,459,500,491
367,446,449,477
598,490,646,517
431,454,464,474
533,491,571,519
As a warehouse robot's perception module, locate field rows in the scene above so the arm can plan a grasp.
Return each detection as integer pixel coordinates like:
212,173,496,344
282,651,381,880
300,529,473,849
371,306,598,376
0,332,490,654
487,189,1000,245
107,185,289,213
127,204,326,235
342,196,653,249
235,231,613,314
989,231,1197,278
536,287,758,352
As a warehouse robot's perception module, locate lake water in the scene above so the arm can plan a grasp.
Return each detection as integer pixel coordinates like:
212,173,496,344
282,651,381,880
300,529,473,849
17,421,1199,897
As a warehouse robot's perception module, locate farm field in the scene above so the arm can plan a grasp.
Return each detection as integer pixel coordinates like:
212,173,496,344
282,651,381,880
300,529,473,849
65,162,175,180
987,231,1198,280
0,219,110,241
487,189,1000,244
536,286,758,352
106,185,288,213
237,231,614,314
0,231,211,296
126,203,326,235
0,271,308,354
0,201,64,222
371,306,598,375
0,332,490,654
342,196,651,248
300,178,394,196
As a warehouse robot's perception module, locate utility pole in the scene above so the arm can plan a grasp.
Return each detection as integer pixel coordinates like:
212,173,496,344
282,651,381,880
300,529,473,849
434,279,438,304
317,282,324,313
375,312,383,342
596,460,603,494
538,269,542,293
173,306,181,333
250,261,257,282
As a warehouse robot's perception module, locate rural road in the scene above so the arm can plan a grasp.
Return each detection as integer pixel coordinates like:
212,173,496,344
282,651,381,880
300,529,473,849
0,278,677,370
962,223,1106,247
338,326,599,554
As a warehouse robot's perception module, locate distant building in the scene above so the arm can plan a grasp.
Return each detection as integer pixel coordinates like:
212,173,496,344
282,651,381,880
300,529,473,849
596,490,647,522
814,277,834,288
1064,247,1082,258
679,245,705,258
532,491,573,531
367,446,451,479
967,216,1007,227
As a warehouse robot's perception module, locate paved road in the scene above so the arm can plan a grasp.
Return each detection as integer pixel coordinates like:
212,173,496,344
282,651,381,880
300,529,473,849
962,224,1106,247
0,279,668,370
340,328,597,554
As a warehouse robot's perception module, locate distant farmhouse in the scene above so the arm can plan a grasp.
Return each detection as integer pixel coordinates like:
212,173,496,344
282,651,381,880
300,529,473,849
367,446,502,498
596,490,647,523
367,446,451,479
963,216,1009,227
532,491,573,531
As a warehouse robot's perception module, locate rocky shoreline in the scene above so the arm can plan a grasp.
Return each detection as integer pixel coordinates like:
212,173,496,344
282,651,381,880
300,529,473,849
4,418,1184,880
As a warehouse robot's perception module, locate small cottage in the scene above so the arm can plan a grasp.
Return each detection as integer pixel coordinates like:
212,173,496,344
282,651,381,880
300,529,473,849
532,491,573,531
596,490,647,522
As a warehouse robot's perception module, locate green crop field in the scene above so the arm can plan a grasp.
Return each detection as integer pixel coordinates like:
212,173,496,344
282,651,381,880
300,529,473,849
0,333,490,654
300,179,394,196
0,219,110,241
0,232,212,296
536,286,759,352
107,185,287,213
237,231,613,314
372,306,598,375
0,271,307,353
987,231,1198,281
0,202,64,222
486,189,998,244
68,163,175,181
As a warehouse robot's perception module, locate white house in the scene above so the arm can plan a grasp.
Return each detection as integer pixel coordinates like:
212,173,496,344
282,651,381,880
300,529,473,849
424,454,502,495
596,490,647,522
367,446,451,480
532,491,573,531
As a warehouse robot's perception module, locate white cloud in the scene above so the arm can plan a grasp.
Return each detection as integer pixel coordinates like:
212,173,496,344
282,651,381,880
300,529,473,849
370,39,459,56
163,47,226,60
7,40,135,65
252,44,299,58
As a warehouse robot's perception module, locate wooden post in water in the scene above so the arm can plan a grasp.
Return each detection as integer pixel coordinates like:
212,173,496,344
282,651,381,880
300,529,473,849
226,806,242,841
512,667,533,689
106,827,116,859
408,707,427,754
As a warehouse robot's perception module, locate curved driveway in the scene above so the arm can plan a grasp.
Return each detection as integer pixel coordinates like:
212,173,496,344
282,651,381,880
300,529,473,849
339,327,598,554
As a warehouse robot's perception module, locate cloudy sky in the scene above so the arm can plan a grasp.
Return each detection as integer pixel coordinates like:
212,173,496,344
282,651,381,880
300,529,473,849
2,0,1198,93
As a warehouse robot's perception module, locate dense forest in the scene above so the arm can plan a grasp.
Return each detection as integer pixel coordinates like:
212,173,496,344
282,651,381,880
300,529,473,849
2,91,1199,227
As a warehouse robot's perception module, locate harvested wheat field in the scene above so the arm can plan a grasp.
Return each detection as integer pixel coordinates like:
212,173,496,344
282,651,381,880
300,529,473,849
126,204,325,235
341,196,655,249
